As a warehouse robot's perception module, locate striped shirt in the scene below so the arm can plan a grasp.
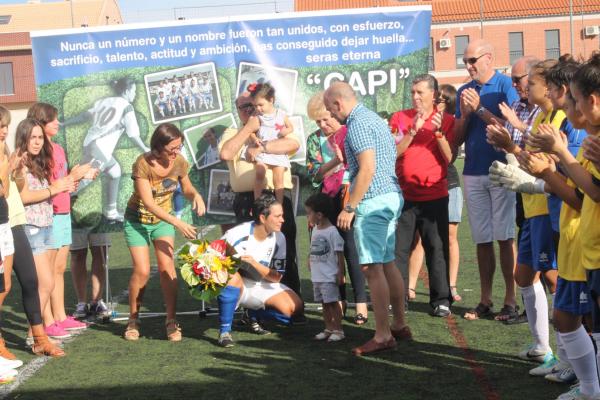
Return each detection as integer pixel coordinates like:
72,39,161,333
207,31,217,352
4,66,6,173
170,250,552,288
344,103,400,199
505,99,540,149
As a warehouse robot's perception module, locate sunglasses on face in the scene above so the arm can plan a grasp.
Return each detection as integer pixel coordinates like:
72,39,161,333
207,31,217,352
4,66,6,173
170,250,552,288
512,74,528,84
462,53,489,66
237,103,255,112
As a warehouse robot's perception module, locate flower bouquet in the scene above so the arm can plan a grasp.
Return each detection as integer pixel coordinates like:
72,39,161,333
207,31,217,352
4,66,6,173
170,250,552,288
175,239,237,301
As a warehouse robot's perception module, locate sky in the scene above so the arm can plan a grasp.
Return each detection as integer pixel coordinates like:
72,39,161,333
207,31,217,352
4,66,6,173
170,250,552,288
0,0,295,22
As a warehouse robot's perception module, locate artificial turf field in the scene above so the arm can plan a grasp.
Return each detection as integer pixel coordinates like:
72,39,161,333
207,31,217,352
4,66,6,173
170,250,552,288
0,162,568,400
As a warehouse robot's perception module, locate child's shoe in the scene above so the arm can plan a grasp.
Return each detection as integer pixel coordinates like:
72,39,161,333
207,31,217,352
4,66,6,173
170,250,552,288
314,330,332,340
327,330,345,342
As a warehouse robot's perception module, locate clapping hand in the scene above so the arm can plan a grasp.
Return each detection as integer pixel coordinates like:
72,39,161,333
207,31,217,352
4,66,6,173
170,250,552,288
525,124,566,154
499,102,521,130
486,122,513,152
516,150,555,177
583,136,600,168
461,88,480,115
431,111,443,132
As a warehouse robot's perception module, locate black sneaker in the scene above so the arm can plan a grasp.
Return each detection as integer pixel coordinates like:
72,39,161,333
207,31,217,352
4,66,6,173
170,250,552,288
432,304,451,317
237,310,271,335
218,332,234,348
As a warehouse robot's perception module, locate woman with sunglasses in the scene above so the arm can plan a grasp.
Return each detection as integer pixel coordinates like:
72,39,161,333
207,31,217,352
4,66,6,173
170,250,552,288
123,123,205,342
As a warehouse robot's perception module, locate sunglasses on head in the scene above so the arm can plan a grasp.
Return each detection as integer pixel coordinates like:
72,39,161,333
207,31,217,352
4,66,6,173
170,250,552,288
462,53,489,66
512,74,528,84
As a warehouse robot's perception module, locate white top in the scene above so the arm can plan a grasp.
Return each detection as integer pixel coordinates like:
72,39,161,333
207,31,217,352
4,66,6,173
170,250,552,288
222,221,286,282
309,225,344,283
255,108,290,168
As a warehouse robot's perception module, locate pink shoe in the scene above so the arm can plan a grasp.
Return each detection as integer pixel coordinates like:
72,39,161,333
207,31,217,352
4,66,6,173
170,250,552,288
44,323,71,339
58,316,88,331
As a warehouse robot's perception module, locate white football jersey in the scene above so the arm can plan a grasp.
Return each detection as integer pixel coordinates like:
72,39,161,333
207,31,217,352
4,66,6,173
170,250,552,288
83,96,140,147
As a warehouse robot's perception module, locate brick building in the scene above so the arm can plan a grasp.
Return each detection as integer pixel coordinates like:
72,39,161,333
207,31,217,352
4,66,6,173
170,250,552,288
0,0,122,141
295,0,600,86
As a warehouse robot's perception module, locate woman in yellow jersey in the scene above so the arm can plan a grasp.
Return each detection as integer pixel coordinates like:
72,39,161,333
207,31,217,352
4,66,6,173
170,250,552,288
508,61,565,368
524,84,600,399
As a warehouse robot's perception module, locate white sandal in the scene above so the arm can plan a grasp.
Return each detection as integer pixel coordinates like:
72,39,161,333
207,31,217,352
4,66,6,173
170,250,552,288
327,330,345,342
314,330,332,340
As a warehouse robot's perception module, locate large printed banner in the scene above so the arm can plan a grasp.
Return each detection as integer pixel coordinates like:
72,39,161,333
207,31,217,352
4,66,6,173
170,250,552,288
30,6,431,231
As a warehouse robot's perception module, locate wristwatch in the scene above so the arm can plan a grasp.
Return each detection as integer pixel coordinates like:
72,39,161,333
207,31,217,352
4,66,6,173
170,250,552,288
409,129,417,137
435,130,444,139
476,105,486,116
343,204,356,213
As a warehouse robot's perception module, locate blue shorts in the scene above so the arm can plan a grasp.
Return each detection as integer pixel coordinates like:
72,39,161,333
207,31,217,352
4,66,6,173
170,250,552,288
448,186,463,223
353,191,402,265
517,215,557,271
586,269,600,333
24,225,53,255
51,213,72,249
554,277,591,316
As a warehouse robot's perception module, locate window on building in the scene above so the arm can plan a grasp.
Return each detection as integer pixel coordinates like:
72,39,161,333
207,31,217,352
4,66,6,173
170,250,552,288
0,63,14,96
545,30,560,59
429,37,434,70
455,35,469,68
509,32,524,65
0,16,11,25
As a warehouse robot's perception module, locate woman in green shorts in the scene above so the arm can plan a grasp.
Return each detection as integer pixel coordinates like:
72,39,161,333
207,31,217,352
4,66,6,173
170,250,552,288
123,123,205,342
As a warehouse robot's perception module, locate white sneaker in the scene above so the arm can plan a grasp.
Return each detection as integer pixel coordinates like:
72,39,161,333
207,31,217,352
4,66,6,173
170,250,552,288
518,344,552,363
104,209,124,222
557,384,600,400
546,365,578,384
0,368,17,384
529,354,560,376
0,356,22,370
327,330,345,342
314,330,331,341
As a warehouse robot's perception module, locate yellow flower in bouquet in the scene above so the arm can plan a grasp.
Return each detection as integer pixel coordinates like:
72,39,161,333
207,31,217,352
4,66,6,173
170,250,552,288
175,239,237,301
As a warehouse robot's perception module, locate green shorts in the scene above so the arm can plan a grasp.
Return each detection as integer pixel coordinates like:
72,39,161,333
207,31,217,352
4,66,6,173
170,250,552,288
123,219,175,247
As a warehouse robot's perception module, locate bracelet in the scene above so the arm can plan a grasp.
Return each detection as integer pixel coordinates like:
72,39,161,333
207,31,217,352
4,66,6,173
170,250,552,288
47,187,52,198
409,129,417,137
435,130,444,139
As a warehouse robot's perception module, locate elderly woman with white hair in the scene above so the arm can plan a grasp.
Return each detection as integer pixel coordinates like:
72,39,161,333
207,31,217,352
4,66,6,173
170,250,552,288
305,91,369,325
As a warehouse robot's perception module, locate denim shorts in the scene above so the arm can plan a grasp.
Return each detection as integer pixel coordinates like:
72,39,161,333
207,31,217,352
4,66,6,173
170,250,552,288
52,213,72,249
353,191,402,265
448,187,463,224
24,224,53,255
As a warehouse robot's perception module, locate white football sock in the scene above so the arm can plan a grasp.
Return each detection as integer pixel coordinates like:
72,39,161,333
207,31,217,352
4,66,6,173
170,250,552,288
556,330,569,365
521,281,550,353
561,326,600,396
